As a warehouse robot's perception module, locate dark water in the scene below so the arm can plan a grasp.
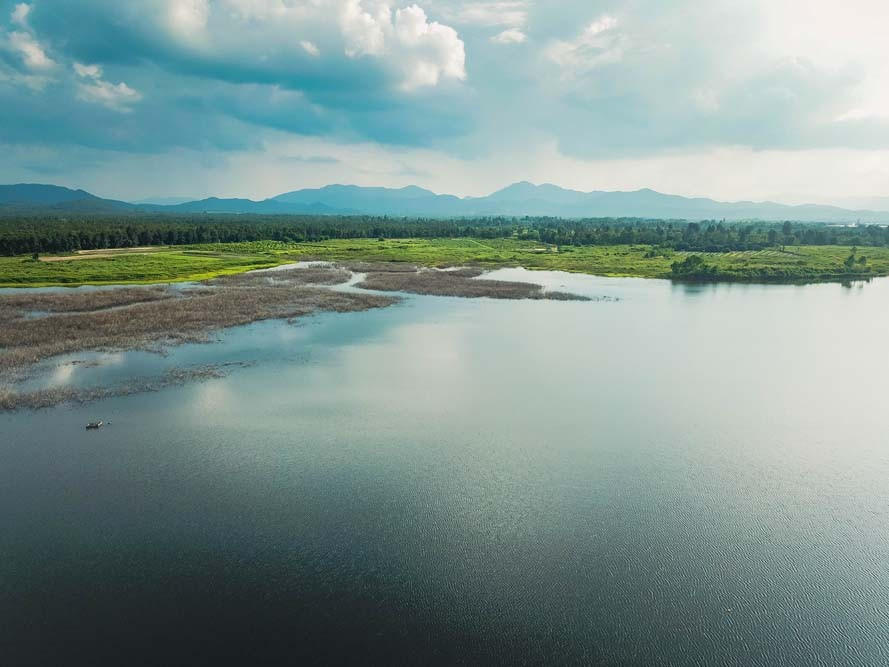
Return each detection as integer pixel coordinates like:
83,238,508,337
2,272,888,665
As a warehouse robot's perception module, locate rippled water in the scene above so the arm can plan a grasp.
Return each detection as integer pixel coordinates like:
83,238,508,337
2,272,888,665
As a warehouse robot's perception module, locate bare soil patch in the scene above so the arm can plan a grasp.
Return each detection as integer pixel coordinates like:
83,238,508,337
38,247,164,262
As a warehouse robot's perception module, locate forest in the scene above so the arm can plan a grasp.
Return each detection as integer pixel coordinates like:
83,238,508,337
2,213,888,256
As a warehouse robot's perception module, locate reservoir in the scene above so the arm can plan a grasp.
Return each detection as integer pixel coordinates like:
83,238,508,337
2,270,888,665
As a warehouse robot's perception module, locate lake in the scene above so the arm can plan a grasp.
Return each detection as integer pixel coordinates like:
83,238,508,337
2,270,888,665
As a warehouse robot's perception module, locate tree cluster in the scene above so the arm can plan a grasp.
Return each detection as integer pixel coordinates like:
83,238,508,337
2,213,888,256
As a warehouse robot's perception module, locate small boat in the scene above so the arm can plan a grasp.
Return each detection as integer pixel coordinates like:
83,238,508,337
85,421,104,430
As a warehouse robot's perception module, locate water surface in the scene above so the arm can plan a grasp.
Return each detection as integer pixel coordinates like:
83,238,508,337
2,273,888,665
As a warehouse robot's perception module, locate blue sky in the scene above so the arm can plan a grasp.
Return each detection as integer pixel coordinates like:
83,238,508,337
2,0,889,204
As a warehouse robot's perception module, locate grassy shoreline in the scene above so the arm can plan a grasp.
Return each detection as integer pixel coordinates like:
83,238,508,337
1,238,885,288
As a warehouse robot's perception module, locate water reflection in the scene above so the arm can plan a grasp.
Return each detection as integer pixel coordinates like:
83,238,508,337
3,272,889,665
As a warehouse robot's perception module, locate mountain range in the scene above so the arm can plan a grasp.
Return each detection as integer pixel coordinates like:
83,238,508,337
2,182,888,223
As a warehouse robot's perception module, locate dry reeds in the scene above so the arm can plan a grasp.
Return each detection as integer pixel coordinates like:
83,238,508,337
0,269,397,385
356,267,590,301
0,263,592,410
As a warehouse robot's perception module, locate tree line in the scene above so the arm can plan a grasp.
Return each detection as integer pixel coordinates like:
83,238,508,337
2,213,888,256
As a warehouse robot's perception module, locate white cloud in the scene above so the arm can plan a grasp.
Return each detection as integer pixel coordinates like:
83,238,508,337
11,3,31,28
217,0,314,22
394,5,465,89
7,30,55,70
339,1,465,90
167,0,210,37
73,62,102,78
546,15,623,73
150,0,468,92
74,62,142,112
491,28,526,44
340,0,387,57
437,1,528,28
300,40,321,57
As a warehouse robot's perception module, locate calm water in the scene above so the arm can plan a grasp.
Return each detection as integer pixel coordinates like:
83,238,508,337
2,271,888,665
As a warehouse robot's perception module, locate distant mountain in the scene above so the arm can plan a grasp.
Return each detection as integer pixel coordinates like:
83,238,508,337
0,183,134,213
460,184,889,222
132,196,195,206
3,182,889,222
154,197,352,215
273,184,464,216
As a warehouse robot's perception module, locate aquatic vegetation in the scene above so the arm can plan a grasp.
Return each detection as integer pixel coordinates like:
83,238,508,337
0,363,245,411
0,267,398,396
357,266,590,300
0,263,596,409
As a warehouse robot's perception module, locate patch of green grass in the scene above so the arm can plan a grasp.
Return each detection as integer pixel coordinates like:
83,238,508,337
674,246,889,282
209,239,889,282
3,239,889,287
0,251,280,287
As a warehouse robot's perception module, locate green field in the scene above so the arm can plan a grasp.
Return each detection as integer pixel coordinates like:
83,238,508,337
198,239,889,281
1,239,886,287
0,250,279,287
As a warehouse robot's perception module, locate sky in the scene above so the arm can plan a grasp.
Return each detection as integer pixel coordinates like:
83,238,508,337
2,0,889,204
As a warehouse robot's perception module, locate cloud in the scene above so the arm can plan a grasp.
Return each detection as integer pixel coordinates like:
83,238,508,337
73,62,101,78
5,0,889,201
437,1,528,28
491,28,526,44
0,0,470,150
300,40,321,57
167,0,210,38
7,30,54,69
11,3,31,28
341,0,387,57
339,2,465,90
73,62,141,112
393,5,465,89
546,15,623,72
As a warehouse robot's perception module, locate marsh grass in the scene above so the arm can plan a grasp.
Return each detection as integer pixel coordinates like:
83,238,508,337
357,267,590,301
210,266,352,286
0,264,592,410
0,267,397,407
0,287,174,323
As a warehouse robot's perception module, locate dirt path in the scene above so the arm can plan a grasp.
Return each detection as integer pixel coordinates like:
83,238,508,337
39,247,164,262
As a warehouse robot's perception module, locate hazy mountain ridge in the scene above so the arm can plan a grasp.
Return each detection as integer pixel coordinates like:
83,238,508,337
2,182,888,223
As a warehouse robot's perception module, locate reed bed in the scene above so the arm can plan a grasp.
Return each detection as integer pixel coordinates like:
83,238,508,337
0,287,174,323
0,267,397,389
209,266,352,287
356,267,590,301
0,264,592,410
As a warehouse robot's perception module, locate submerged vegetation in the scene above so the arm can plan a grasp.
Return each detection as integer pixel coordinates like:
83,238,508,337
353,265,590,300
0,263,597,410
0,266,398,407
0,363,248,412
